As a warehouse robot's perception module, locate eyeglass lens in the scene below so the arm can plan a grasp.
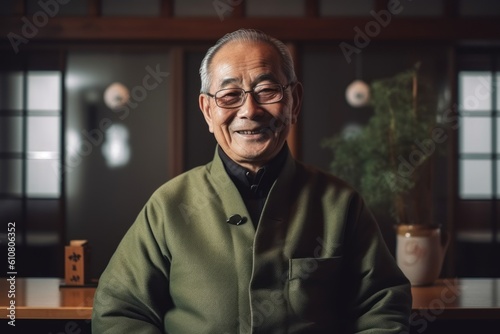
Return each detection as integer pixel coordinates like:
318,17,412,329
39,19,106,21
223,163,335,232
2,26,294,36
215,84,283,108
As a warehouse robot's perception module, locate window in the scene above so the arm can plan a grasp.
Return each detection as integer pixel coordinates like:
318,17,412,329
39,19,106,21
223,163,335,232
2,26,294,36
458,60,499,200
0,71,62,198
455,51,499,277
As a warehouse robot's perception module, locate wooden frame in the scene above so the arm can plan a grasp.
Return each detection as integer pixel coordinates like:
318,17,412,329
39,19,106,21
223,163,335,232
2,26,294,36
1,17,500,42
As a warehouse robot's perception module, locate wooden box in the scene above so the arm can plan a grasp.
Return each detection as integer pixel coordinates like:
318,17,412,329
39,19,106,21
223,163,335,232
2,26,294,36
64,240,90,286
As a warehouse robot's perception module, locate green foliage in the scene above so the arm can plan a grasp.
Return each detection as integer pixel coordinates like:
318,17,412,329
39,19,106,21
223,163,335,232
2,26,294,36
322,64,437,223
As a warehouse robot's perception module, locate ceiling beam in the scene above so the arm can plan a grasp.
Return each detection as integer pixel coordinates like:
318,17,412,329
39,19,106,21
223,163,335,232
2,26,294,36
1,17,499,43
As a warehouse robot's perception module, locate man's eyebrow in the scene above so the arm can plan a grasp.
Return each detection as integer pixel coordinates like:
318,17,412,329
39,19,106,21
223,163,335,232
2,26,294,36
218,73,280,89
219,77,241,89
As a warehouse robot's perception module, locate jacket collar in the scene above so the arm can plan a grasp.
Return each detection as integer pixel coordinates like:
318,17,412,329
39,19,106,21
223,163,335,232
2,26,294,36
217,145,288,199
207,145,297,228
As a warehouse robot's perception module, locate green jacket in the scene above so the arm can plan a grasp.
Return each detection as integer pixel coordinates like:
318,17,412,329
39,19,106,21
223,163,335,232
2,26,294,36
92,150,411,333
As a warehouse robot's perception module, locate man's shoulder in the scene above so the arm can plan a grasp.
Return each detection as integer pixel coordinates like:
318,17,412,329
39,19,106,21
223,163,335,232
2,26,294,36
152,162,213,198
294,160,356,193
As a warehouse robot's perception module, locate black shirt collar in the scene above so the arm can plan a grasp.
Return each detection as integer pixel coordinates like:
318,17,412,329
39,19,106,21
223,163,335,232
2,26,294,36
218,144,288,199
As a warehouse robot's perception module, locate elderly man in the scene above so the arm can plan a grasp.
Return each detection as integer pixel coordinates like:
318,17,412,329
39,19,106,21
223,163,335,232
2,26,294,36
92,29,412,333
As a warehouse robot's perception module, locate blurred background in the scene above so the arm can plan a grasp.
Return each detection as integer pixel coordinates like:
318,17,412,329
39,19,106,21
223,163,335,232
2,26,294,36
0,0,499,281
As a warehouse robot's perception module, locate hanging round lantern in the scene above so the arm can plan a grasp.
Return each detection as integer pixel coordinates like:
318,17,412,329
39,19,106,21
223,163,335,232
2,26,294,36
104,82,130,110
345,79,370,108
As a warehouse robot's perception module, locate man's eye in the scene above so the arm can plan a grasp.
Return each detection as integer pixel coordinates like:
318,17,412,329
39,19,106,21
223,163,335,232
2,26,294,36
258,88,279,93
256,87,280,96
219,90,241,99
224,91,241,98
217,90,242,105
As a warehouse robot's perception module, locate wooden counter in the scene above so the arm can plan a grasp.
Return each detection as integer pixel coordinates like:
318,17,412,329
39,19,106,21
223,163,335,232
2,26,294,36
411,278,500,320
1,277,499,321
1,277,94,320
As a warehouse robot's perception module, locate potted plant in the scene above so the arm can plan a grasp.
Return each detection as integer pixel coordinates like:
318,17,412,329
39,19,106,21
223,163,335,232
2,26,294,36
322,63,448,285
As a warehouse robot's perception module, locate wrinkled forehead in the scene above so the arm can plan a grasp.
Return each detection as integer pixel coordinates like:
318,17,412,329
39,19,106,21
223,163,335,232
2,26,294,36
209,40,286,89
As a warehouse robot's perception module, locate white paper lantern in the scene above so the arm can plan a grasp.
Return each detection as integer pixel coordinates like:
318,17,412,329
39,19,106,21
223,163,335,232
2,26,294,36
345,80,370,107
104,82,130,110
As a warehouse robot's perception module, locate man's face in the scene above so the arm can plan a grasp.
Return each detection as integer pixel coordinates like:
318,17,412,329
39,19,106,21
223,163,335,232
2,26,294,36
199,41,302,172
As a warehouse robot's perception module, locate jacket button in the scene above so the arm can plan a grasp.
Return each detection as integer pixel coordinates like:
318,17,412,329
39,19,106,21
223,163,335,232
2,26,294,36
226,214,247,225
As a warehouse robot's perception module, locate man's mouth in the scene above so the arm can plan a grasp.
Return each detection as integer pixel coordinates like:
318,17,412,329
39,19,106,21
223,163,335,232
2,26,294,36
236,128,269,135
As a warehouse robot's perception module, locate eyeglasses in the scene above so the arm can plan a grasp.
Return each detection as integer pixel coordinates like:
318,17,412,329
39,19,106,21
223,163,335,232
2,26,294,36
204,83,291,109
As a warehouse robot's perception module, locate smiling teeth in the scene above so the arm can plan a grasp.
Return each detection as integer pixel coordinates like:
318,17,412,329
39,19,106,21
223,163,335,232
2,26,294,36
239,129,264,135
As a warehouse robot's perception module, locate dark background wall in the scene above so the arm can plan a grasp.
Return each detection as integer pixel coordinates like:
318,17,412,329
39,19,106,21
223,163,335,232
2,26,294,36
65,52,170,278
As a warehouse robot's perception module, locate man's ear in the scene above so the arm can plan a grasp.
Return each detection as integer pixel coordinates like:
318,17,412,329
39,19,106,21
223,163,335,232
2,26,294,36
199,94,214,133
290,82,303,124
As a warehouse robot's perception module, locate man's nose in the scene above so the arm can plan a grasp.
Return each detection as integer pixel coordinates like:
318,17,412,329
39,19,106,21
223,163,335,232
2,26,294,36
238,92,264,119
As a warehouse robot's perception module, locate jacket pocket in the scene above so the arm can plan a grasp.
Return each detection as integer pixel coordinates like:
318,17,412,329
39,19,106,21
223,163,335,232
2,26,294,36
287,257,343,323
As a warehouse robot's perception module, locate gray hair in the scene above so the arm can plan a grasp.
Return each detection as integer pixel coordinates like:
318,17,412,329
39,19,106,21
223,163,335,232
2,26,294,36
199,29,297,93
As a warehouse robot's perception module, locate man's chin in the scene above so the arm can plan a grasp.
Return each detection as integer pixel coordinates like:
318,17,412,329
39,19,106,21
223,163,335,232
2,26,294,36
232,144,279,163
233,143,269,156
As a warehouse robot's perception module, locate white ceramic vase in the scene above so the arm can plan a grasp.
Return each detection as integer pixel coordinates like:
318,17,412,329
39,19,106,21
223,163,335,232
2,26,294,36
396,224,449,286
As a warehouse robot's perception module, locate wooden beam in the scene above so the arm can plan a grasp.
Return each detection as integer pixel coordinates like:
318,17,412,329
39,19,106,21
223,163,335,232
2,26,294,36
445,45,458,277
1,17,500,42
